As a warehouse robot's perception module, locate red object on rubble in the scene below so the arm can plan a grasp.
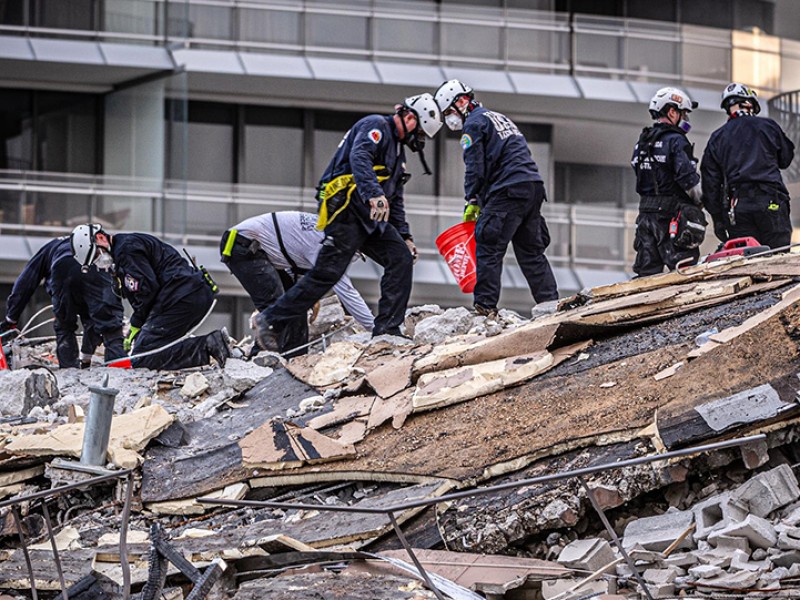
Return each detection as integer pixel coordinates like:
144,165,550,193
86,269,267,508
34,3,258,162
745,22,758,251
436,221,478,294
705,237,769,263
0,344,8,370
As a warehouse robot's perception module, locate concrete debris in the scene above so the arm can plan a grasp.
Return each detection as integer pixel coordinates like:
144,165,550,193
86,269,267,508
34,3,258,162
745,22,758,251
5,254,800,597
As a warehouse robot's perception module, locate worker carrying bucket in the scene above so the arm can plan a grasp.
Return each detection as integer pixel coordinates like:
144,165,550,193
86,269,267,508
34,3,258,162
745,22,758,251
436,221,477,294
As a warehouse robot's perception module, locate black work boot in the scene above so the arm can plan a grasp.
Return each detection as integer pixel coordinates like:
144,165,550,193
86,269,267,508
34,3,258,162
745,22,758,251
254,313,280,352
205,330,231,366
474,304,498,320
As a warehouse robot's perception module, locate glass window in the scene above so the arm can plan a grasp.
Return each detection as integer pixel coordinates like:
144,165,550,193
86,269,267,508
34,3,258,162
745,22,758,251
37,92,98,174
32,0,94,30
307,12,368,50
374,15,436,56
187,3,231,41
103,0,158,36
182,102,235,183
0,90,33,171
680,0,732,29
0,1,25,25
243,107,303,186
239,7,301,46
732,29,781,92
681,25,731,86
554,163,636,207
441,22,502,63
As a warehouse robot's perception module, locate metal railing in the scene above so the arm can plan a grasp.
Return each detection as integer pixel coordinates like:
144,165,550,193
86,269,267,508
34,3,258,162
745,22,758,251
0,170,637,273
2,1,800,95
200,433,767,600
768,89,800,184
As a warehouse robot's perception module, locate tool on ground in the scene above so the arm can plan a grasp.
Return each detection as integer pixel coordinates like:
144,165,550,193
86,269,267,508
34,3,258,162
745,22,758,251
704,237,769,263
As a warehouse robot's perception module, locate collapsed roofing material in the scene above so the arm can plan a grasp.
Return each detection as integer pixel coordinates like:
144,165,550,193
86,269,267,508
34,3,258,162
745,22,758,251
3,252,800,597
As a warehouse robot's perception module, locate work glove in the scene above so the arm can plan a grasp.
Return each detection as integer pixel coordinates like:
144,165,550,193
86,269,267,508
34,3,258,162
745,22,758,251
0,317,18,340
463,200,480,223
405,238,418,264
713,219,728,243
369,196,390,222
123,326,140,352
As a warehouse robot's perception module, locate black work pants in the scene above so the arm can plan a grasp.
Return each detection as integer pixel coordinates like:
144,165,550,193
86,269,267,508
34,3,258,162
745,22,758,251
131,285,215,370
220,233,307,357
727,195,792,250
262,207,412,337
474,181,558,309
50,259,124,368
633,211,699,277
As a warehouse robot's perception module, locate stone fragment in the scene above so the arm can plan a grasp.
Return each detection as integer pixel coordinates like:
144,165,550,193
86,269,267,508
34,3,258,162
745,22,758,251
740,439,770,469
589,484,624,510
730,464,800,518
643,567,681,584
557,538,617,573
693,492,748,541
298,395,326,411
708,514,777,550
663,552,697,569
688,564,723,579
0,368,59,416
729,549,769,572
222,358,273,392
403,304,443,338
770,550,800,567
413,307,476,345
696,569,758,590
622,509,694,552
713,535,749,553
180,373,209,398
778,526,800,551
692,548,734,568
646,582,674,598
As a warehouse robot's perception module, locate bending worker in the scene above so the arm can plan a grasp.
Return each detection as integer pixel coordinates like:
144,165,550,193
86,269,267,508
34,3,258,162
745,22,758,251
221,210,375,356
701,83,795,249
434,80,558,318
71,224,230,369
631,87,706,276
1,236,124,368
254,94,441,351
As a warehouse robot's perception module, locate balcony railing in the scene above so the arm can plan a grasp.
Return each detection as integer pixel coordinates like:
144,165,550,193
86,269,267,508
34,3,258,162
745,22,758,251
768,89,800,184
3,1,800,95
0,170,635,273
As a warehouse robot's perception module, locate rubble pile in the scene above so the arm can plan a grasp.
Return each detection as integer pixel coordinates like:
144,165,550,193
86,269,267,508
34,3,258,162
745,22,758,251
2,253,800,597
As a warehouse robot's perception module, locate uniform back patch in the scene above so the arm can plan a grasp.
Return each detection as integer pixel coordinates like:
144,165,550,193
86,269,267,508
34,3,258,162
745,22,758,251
460,134,472,150
369,129,382,144
124,273,139,292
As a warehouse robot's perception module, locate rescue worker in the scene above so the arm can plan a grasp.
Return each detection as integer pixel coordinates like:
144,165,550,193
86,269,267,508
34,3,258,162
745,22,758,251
70,224,230,369
434,80,558,317
254,94,441,350
631,87,706,276
701,83,795,249
0,236,124,368
221,210,375,356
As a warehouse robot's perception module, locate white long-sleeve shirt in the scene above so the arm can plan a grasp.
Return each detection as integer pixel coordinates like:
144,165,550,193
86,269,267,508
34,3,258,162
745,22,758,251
233,211,375,330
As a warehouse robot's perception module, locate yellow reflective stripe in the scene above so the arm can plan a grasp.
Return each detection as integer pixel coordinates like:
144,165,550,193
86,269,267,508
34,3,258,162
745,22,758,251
315,165,392,231
222,229,238,257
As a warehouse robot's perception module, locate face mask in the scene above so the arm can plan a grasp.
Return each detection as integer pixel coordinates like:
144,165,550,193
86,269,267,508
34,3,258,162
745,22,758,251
677,118,691,133
445,112,463,131
94,251,114,272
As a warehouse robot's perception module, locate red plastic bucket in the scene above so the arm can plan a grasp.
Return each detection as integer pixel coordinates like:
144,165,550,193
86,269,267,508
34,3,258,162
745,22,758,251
436,221,477,294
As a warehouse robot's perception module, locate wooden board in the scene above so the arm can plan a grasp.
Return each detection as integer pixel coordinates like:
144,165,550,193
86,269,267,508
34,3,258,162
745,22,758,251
239,420,356,469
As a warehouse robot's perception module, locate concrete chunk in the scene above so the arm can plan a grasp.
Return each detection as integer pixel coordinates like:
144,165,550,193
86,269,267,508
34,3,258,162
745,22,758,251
688,564,723,579
730,549,769,572
693,492,748,541
643,567,681,584
623,509,694,552
708,514,777,550
557,538,617,572
697,569,758,590
731,464,800,518
778,526,800,551
714,535,750,553
541,578,608,600
770,550,800,567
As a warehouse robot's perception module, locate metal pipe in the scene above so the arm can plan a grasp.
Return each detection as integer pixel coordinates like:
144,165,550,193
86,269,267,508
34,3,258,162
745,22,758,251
120,472,134,600
41,503,69,600
579,476,654,600
12,506,38,600
199,434,765,514
388,511,446,600
80,373,119,466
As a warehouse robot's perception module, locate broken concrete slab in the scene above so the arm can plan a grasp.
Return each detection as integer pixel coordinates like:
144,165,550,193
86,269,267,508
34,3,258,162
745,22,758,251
695,568,759,590
6,404,173,468
557,538,616,573
730,464,800,518
413,307,477,345
0,368,59,416
708,514,777,549
304,341,365,387
623,509,694,552
693,492,748,541
180,372,209,398
221,358,274,392
694,383,792,433
541,578,609,600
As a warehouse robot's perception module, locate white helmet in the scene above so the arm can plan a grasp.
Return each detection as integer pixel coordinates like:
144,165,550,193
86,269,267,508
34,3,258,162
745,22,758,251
721,82,761,114
70,223,104,269
403,93,442,139
649,87,697,119
434,79,473,114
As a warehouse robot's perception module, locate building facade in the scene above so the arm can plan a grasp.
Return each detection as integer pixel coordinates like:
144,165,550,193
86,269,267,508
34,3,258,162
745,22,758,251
1,0,799,337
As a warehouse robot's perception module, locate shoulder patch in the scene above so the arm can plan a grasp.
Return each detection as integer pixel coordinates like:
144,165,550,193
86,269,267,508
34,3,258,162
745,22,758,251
460,134,473,150
124,273,139,293
368,129,382,144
